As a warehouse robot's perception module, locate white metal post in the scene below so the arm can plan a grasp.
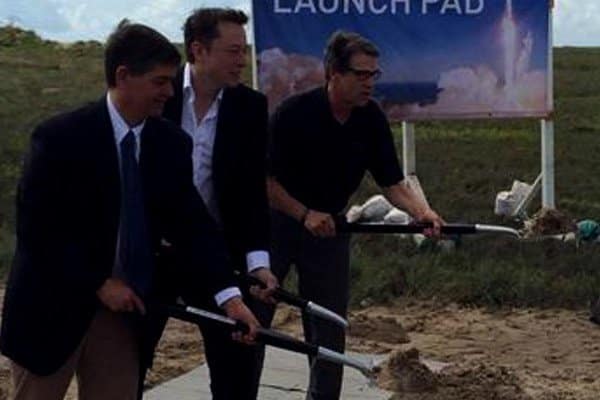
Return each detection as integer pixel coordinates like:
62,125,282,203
402,121,416,175
541,119,555,208
249,0,258,90
541,0,555,209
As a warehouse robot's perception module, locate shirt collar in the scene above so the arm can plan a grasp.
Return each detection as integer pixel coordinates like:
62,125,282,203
183,62,195,103
182,62,224,118
106,92,145,144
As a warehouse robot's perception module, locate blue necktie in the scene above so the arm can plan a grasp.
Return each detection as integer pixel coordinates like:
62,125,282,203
116,131,153,299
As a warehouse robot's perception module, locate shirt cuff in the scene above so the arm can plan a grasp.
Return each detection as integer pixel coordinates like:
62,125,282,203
214,287,243,307
246,250,271,273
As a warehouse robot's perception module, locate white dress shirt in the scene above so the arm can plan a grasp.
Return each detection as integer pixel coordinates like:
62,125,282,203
180,63,271,276
106,93,238,306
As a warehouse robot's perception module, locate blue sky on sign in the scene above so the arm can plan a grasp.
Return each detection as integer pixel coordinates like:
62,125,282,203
253,0,548,82
0,0,597,47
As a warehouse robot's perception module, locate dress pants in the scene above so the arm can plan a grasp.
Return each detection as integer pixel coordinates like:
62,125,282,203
10,308,139,400
138,248,265,400
254,210,350,400
195,296,265,400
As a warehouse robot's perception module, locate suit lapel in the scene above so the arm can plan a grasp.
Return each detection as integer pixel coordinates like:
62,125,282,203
90,98,120,197
87,98,121,239
213,87,236,181
138,117,157,184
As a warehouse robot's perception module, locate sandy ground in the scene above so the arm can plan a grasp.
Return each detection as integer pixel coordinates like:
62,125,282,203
348,300,600,399
0,296,599,399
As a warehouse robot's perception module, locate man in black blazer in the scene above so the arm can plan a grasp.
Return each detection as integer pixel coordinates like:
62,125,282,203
0,21,259,400
141,8,278,400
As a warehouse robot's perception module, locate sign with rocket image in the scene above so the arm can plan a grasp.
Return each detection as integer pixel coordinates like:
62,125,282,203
252,0,551,120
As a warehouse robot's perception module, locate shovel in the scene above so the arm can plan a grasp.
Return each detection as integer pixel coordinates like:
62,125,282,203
335,217,521,238
163,303,375,380
240,272,349,329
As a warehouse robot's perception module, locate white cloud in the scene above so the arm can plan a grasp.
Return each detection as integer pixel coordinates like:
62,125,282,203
1,0,247,42
554,1,600,46
1,0,599,46
1,0,70,34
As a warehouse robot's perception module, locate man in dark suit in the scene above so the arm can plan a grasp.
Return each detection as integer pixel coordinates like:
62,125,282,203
140,8,278,400
0,21,259,400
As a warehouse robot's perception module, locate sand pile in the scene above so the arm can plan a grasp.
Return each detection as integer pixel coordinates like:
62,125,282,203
377,348,532,400
378,348,438,393
425,363,533,400
522,208,576,238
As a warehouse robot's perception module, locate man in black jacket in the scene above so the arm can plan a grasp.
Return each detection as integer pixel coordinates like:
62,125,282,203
0,21,258,400
139,8,278,400
262,31,444,400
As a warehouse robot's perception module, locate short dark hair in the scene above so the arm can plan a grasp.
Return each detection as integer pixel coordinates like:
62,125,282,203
104,20,181,87
323,31,379,80
183,8,248,63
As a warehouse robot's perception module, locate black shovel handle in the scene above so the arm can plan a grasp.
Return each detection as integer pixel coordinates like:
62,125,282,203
243,274,309,309
256,326,318,356
163,304,318,356
335,216,476,235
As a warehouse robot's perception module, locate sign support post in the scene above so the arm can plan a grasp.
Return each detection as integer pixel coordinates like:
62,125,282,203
402,121,416,176
541,0,555,209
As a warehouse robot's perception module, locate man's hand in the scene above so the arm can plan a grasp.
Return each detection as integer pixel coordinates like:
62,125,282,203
222,296,260,345
249,268,279,305
96,278,146,315
414,208,445,237
304,209,336,237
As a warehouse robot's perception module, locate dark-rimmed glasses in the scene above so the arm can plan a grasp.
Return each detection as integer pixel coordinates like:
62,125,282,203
347,67,382,81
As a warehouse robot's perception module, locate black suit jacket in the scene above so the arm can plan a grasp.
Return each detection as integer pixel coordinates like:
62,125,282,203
162,70,270,266
0,98,235,375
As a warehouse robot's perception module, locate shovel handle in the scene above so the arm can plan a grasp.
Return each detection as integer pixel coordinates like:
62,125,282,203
256,327,319,356
163,304,318,356
244,274,309,308
159,304,249,334
164,304,370,376
335,217,476,235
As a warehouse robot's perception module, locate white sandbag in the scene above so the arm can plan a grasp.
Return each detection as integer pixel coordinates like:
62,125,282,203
510,180,533,205
383,208,411,224
495,191,515,216
345,205,363,223
361,195,393,221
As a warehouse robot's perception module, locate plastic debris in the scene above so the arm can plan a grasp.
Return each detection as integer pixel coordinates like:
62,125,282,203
577,219,600,242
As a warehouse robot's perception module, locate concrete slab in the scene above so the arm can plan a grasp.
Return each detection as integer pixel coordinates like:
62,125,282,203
145,348,392,399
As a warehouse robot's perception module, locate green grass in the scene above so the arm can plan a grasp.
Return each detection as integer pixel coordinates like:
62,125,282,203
349,235,600,309
1,27,599,308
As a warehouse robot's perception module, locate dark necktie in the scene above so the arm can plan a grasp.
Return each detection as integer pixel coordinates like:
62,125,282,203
116,130,153,299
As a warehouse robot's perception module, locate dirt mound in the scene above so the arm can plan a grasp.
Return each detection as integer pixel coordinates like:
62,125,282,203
522,208,576,238
430,363,532,400
381,358,532,400
349,313,410,344
378,348,438,393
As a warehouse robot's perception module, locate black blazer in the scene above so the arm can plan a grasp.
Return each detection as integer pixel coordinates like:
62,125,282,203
0,98,235,375
163,70,270,266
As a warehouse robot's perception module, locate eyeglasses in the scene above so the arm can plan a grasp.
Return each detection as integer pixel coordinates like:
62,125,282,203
347,67,382,81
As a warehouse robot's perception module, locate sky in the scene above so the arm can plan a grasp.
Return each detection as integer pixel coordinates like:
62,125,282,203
0,0,597,47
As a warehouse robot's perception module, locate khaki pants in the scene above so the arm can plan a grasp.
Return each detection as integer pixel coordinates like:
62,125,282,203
10,308,139,400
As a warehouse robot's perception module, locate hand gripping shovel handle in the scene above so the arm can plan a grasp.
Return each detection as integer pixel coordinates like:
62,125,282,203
162,303,313,352
162,304,374,378
243,274,349,328
244,274,308,308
